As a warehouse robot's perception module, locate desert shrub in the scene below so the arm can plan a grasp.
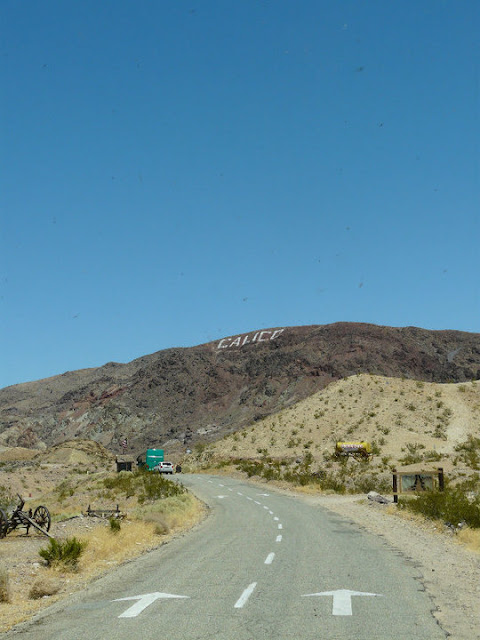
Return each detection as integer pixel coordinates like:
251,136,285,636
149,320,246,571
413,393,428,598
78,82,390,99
236,460,266,478
261,467,281,481
0,485,14,509
454,436,480,470
399,487,480,528
56,480,75,501
352,475,384,494
39,537,88,569
399,442,425,465
141,472,186,502
109,517,121,533
423,450,443,462
103,470,186,503
319,472,346,494
370,441,382,455
0,568,11,603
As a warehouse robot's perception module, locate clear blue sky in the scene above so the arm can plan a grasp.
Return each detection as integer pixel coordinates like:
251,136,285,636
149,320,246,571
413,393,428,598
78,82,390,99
1,1,479,389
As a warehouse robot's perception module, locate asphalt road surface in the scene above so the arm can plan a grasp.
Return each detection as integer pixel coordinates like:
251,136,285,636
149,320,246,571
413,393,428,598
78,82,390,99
6,474,446,639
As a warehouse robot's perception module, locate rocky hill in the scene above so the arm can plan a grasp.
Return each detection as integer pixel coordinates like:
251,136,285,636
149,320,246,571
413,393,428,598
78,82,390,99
1,323,479,455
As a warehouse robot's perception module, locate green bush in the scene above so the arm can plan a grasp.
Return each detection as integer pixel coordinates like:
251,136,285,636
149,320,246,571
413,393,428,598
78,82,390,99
399,487,480,528
454,436,480,470
109,517,121,533
103,470,186,503
39,537,88,569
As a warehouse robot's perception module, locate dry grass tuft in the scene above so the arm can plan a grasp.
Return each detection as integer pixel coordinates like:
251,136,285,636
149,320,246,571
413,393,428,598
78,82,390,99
457,527,480,553
0,569,11,603
142,512,170,535
78,520,158,576
134,493,204,531
28,577,61,600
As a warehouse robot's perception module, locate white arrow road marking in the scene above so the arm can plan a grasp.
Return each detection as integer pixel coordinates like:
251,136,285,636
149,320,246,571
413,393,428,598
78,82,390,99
234,582,257,609
114,592,189,618
302,589,383,616
264,552,275,565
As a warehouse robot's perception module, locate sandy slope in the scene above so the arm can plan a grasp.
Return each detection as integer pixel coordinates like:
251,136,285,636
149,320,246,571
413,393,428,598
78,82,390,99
211,375,480,477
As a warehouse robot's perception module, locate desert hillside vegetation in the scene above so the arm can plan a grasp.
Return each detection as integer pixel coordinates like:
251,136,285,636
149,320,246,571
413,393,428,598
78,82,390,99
187,374,480,494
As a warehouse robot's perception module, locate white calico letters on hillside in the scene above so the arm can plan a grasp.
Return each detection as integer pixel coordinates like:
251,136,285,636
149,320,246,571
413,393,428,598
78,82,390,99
217,329,285,349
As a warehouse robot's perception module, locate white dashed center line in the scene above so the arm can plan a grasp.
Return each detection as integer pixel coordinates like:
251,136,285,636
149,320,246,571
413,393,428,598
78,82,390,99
264,552,275,565
276,535,282,542
278,523,283,530
234,582,257,609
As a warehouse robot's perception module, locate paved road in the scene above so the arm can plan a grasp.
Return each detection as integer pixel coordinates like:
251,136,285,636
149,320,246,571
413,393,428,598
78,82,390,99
7,474,446,639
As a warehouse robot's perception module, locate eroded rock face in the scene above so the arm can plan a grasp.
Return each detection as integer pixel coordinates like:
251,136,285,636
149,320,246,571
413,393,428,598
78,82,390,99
1,322,479,453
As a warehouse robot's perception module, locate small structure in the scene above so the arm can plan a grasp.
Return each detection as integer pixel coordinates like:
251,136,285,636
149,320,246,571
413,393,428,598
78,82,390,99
115,455,135,472
392,466,444,503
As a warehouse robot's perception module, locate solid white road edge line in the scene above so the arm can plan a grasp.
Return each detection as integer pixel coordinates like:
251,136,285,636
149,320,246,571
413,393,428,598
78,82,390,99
234,582,257,609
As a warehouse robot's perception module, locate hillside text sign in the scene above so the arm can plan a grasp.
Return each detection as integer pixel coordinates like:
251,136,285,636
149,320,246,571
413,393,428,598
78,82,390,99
217,329,285,350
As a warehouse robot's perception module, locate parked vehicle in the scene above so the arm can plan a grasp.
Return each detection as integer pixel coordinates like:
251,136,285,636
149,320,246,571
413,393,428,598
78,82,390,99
137,448,165,470
153,461,174,474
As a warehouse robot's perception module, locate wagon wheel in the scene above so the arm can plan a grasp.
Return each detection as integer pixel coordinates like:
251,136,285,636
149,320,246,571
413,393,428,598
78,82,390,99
33,506,51,532
0,509,8,538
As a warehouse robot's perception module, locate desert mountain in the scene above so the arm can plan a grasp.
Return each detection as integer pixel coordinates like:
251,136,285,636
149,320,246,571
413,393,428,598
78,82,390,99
1,323,479,454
